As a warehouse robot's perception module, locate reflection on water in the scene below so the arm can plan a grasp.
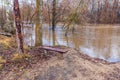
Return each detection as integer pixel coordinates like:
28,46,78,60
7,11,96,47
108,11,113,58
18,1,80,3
23,24,120,62
23,25,35,46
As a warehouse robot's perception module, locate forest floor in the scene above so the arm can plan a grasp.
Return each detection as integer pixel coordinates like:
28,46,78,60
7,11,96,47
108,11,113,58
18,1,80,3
0,35,120,80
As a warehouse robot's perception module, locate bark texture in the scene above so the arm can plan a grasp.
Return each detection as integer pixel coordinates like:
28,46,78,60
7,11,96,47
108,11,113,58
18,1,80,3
14,0,24,53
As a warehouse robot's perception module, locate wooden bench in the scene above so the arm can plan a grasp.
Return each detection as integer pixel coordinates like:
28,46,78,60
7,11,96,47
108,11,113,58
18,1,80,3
40,46,68,53
40,46,68,59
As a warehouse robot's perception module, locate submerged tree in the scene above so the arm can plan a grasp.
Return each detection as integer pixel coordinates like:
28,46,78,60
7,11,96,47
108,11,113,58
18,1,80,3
35,0,43,46
13,0,24,53
52,0,56,31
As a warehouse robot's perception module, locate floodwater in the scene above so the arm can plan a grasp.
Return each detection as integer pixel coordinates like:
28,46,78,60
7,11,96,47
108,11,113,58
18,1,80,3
23,24,120,62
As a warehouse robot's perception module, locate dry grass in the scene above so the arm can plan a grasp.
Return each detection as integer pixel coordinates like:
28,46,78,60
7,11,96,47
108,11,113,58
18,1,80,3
0,56,6,71
12,53,31,62
0,64,3,70
0,56,6,64
0,35,14,48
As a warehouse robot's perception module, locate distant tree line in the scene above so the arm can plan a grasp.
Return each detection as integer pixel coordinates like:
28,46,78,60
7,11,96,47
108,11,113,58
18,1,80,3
88,0,120,24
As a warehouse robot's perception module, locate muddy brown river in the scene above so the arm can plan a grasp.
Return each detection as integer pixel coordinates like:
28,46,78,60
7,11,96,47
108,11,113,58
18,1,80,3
23,24,120,62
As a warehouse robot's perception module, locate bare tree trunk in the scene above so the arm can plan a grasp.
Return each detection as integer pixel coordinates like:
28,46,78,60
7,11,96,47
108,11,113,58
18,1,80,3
52,31,56,46
35,0,42,46
52,0,56,31
13,0,24,53
47,0,51,27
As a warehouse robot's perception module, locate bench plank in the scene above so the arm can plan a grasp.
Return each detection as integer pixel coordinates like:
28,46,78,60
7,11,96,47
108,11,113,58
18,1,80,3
40,46,68,53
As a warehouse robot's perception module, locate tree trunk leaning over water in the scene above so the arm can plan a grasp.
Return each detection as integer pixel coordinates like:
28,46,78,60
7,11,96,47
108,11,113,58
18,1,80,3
14,0,24,53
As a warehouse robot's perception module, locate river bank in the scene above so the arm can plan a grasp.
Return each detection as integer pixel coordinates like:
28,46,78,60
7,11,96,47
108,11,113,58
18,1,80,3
0,35,120,80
